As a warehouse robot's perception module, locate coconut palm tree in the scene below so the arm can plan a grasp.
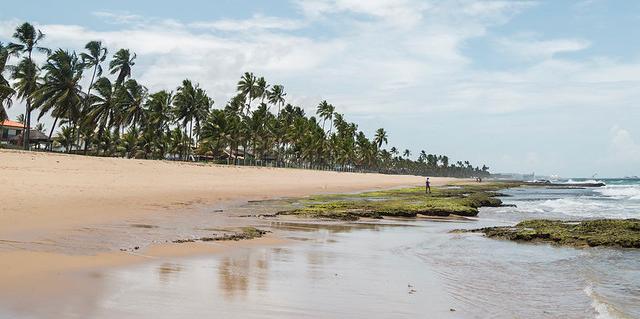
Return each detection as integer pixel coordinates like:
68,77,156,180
11,57,39,147
192,87,213,146
8,22,50,149
87,77,117,153
256,76,269,104
0,43,15,122
54,125,74,152
316,100,333,133
267,84,286,116
373,128,388,149
121,79,148,131
174,80,210,158
143,90,173,158
109,49,136,87
403,149,411,159
237,72,257,115
31,49,84,150
80,41,107,123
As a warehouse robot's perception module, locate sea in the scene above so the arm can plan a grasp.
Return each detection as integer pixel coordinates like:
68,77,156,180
1,179,638,319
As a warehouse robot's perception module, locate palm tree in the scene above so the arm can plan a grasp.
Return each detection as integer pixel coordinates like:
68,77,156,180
121,79,148,130
11,57,39,148
403,149,411,159
80,41,107,91
373,128,388,149
87,77,117,153
143,90,173,158
267,84,286,116
0,43,15,122
109,49,136,87
237,72,257,115
174,79,210,158
80,41,107,129
256,76,269,104
316,100,334,133
192,87,213,146
54,125,74,152
31,49,84,151
8,22,49,149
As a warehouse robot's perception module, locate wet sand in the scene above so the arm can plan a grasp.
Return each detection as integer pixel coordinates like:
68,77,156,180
0,221,458,319
0,150,461,303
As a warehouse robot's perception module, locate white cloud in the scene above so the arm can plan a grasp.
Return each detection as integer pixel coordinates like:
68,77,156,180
496,35,591,60
189,14,304,31
609,125,640,162
93,11,146,25
2,0,640,176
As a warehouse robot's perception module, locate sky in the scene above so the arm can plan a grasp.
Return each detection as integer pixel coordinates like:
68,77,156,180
1,0,639,177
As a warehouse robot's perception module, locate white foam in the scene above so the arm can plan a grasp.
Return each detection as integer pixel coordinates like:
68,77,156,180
566,179,603,184
595,185,640,200
516,197,640,219
584,284,617,319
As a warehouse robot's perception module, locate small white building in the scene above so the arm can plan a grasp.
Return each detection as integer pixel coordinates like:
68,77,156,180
1,119,25,145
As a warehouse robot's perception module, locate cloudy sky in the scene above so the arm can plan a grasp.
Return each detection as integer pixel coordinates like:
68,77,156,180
1,0,639,177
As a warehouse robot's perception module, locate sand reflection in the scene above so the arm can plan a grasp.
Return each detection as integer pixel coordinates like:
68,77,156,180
218,249,271,298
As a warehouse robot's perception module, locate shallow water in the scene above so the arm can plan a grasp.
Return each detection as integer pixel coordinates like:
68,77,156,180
2,181,639,319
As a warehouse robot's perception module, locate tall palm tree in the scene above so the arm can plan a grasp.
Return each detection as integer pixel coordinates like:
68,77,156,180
174,79,211,158
11,57,39,147
143,90,173,158
237,72,257,115
0,43,15,122
256,76,269,104
87,77,117,153
109,49,136,87
403,149,411,159
31,49,84,150
8,22,50,149
54,125,74,152
267,84,286,116
316,100,333,133
121,79,148,131
80,41,107,123
373,128,388,149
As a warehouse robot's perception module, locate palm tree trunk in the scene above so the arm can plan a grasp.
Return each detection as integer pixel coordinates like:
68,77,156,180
189,119,193,160
23,102,31,150
47,116,59,151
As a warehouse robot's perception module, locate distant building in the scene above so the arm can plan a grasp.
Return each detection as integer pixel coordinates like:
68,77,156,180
10,129,52,149
1,119,25,145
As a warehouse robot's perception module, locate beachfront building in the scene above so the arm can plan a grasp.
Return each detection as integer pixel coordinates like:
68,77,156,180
10,129,52,149
0,120,25,145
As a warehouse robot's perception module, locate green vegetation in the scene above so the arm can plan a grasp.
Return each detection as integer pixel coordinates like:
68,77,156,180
0,22,489,178
277,183,515,221
463,219,640,248
172,227,268,243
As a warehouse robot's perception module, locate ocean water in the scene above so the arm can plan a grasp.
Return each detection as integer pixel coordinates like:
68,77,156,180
1,180,639,319
432,178,640,318
483,178,640,222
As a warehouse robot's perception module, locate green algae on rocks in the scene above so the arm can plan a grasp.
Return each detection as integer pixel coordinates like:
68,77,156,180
277,183,516,221
172,227,268,243
462,219,640,248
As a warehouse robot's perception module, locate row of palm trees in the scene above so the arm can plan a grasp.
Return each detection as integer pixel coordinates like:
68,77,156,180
0,22,490,178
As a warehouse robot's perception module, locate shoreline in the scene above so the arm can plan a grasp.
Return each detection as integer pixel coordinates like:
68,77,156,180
0,149,463,293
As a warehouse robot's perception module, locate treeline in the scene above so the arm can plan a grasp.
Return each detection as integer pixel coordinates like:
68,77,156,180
0,22,490,178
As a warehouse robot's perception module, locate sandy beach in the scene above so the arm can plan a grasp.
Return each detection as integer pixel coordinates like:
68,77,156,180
0,150,457,288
